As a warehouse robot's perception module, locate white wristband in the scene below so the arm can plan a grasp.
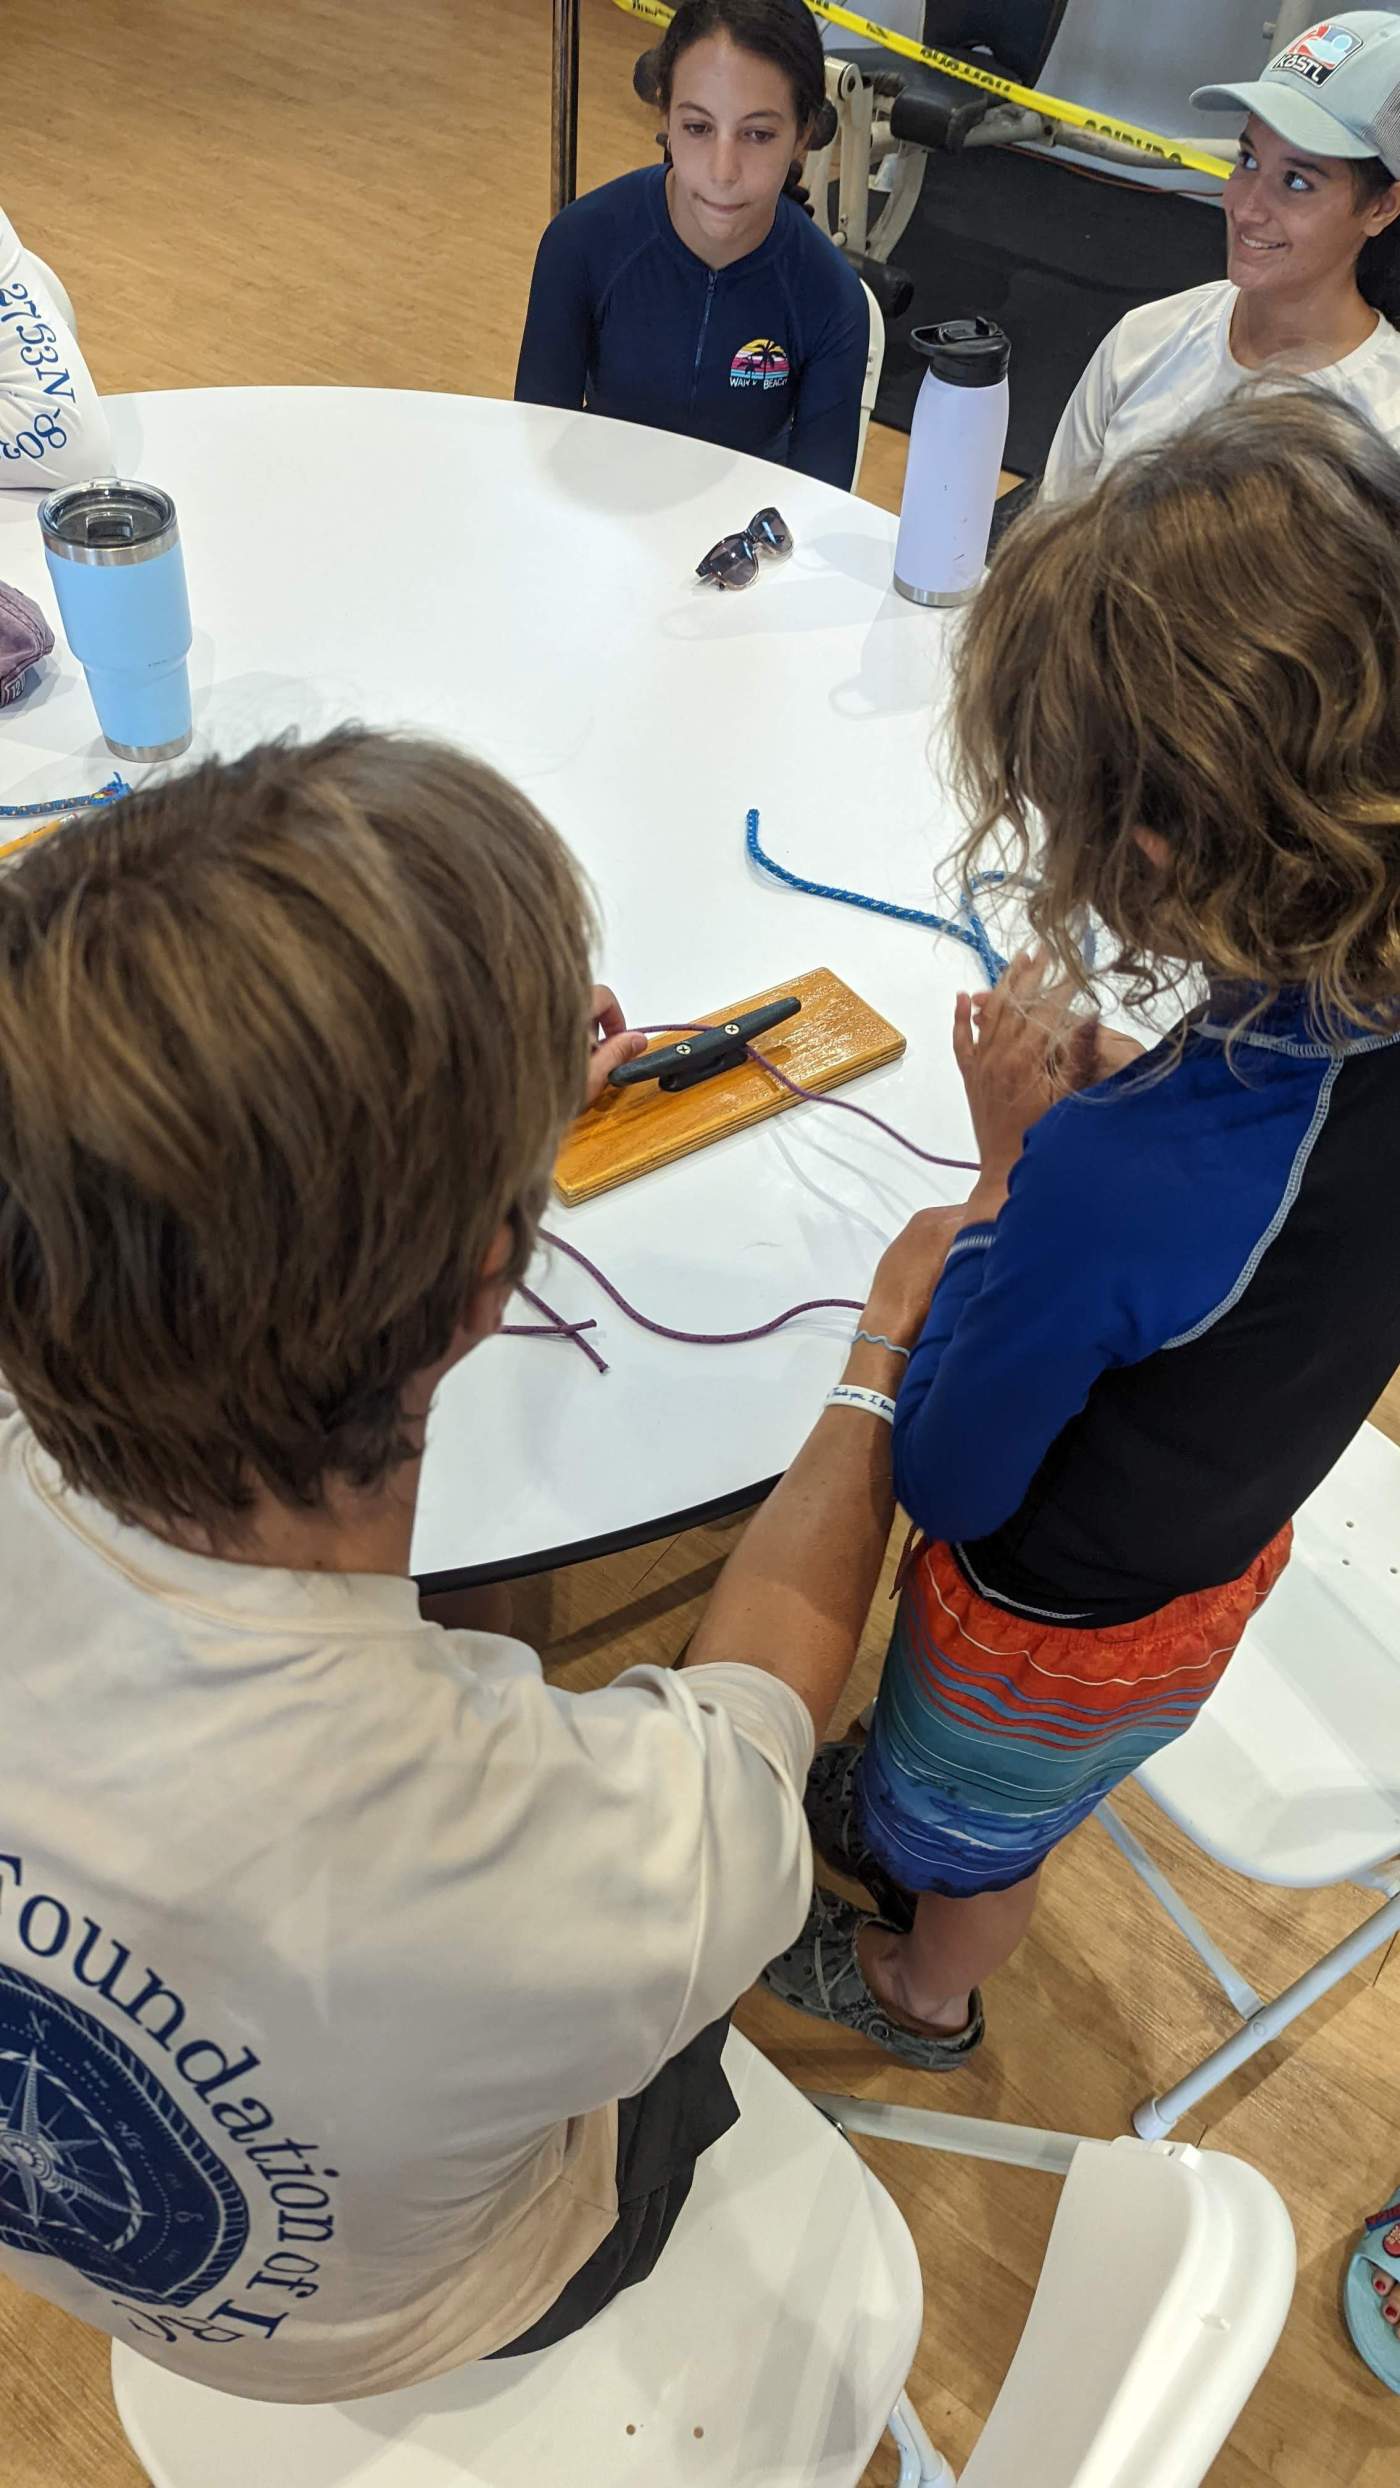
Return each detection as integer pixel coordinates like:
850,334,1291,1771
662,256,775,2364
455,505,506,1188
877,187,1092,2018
825,1383,897,1425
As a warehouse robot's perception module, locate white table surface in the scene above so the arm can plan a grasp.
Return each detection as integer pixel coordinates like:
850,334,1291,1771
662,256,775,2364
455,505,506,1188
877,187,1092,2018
0,388,1013,1578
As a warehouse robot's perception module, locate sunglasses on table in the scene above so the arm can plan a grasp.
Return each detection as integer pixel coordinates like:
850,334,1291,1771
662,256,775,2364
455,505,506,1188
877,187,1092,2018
696,507,794,590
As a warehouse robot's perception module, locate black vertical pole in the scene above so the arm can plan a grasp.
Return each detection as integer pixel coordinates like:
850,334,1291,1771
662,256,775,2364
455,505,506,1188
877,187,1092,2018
552,0,582,215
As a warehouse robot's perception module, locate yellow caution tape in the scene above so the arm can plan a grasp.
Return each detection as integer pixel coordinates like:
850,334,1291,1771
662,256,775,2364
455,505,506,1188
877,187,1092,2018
611,0,1232,181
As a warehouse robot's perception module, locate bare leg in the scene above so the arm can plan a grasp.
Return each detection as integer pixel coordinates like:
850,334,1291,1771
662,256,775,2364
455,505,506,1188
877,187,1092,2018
857,1870,1041,2035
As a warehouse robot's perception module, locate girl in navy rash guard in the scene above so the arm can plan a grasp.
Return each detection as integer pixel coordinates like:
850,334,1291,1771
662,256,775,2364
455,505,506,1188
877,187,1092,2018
514,0,869,491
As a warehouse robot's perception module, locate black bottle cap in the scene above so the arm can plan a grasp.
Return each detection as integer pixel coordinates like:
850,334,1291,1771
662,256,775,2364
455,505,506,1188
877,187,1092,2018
910,317,1011,388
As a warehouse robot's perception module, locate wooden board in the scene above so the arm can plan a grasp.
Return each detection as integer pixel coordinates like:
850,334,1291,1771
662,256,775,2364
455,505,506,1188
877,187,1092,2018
554,966,906,1205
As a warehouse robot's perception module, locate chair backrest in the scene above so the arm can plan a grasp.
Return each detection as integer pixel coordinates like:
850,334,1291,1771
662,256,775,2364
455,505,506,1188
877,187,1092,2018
856,279,886,486
108,2044,1293,2488
110,2028,925,2487
922,0,1070,85
1137,1416,1400,1885
961,2136,1295,2487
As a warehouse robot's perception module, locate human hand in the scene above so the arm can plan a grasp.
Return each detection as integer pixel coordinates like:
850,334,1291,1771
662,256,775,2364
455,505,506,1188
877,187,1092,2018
860,1204,968,1351
953,949,1084,1184
954,948,1148,1178
585,984,647,1106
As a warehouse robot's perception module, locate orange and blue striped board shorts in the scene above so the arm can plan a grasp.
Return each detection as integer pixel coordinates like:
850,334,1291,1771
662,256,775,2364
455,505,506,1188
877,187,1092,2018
854,1528,1292,1898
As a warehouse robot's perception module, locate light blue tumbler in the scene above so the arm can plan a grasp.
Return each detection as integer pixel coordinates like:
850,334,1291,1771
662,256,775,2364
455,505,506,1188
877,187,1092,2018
38,479,192,761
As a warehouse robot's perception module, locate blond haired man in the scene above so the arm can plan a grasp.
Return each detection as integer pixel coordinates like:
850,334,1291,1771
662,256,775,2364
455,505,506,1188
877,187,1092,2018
0,730,950,2399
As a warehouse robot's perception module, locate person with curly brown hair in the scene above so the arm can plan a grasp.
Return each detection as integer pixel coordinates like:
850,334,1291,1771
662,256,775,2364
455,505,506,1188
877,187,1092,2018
766,387,1400,2070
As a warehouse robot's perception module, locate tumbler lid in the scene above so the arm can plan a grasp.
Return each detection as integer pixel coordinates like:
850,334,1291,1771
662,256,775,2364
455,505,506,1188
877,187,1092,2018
39,480,179,566
911,317,1011,388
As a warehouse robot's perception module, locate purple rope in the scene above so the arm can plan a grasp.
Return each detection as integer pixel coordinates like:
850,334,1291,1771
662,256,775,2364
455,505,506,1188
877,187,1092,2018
509,1023,976,1373
501,1280,609,1374
739,1045,976,1173
538,1225,861,1349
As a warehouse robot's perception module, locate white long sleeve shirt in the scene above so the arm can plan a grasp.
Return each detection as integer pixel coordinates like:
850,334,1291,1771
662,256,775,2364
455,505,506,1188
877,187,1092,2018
0,1398,815,2399
0,211,111,490
1042,278,1400,499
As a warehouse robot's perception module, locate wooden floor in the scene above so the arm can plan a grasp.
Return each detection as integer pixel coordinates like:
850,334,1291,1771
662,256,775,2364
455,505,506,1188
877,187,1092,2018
3,2,1399,2480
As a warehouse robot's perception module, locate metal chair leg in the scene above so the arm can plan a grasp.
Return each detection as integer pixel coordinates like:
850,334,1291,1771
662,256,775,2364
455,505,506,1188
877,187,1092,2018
889,2390,957,2485
1097,1802,1262,2018
809,2090,1079,2174
1131,1885,1400,2138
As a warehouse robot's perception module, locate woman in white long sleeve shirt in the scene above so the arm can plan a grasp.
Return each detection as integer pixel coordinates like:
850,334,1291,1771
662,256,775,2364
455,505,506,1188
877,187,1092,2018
1044,12,1400,498
0,209,110,490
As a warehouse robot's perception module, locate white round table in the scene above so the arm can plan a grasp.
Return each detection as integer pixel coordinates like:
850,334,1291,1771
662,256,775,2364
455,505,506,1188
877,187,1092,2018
0,388,988,1581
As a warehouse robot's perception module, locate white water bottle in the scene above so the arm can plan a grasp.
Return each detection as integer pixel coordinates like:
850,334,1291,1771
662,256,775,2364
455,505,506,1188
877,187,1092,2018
894,318,1011,607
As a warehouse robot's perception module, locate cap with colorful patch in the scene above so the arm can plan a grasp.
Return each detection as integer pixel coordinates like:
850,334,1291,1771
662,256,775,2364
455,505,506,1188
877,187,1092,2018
1192,14,1400,178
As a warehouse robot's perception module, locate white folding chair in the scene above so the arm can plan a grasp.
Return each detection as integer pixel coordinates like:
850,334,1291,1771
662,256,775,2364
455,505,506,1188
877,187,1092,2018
855,279,886,489
1097,1419,1400,2139
112,2026,1293,2488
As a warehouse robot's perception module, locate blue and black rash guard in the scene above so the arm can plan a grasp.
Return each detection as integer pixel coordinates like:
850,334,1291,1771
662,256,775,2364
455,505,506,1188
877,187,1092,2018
895,994,1400,1627
514,167,870,489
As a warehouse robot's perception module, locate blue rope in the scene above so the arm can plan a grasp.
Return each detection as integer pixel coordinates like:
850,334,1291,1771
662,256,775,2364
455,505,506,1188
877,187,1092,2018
0,775,129,821
745,808,1008,986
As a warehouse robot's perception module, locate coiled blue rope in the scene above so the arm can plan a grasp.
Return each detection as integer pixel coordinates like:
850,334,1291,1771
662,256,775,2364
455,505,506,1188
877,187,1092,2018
745,808,1008,986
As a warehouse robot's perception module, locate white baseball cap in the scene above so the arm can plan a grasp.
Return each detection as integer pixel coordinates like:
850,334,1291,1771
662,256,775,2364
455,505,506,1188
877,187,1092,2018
1192,13,1400,177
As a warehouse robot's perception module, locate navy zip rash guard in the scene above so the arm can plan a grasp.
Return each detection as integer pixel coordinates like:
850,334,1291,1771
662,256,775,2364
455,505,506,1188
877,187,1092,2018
514,168,870,489
894,995,1400,1627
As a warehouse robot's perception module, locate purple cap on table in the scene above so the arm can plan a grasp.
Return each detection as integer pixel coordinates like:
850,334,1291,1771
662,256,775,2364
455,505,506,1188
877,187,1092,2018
0,581,53,708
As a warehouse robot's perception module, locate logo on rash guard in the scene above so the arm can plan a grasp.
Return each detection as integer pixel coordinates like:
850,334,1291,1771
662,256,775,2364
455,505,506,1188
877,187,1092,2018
730,339,791,391
1276,22,1363,83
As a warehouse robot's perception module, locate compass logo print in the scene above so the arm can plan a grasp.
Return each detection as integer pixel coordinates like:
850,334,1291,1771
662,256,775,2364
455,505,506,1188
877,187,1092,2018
0,1962,249,2305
